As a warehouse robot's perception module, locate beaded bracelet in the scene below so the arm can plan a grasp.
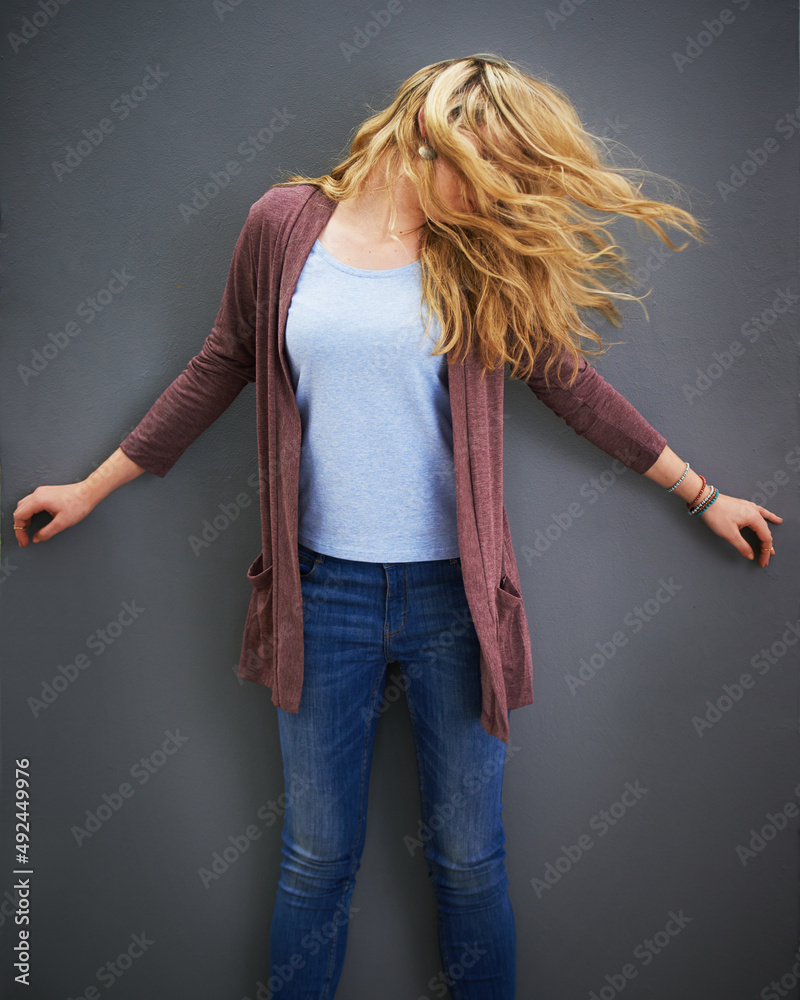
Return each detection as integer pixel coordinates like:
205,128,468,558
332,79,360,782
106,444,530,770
692,487,719,516
687,483,713,514
689,485,719,516
667,462,690,493
666,461,720,515
687,475,707,509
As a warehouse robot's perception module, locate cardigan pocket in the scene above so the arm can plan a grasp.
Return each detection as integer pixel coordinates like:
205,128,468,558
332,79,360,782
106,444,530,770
240,551,275,681
495,574,528,706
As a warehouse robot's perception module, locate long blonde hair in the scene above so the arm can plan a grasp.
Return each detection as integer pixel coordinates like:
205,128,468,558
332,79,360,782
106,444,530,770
278,54,708,388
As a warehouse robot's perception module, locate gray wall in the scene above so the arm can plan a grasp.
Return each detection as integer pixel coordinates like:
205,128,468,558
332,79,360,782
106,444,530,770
1,2,798,998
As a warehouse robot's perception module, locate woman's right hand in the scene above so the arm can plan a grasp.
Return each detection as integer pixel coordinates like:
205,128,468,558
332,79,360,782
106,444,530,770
13,448,146,548
13,482,100,547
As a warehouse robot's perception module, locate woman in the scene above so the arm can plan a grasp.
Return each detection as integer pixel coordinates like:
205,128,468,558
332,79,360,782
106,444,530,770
13,55,781,998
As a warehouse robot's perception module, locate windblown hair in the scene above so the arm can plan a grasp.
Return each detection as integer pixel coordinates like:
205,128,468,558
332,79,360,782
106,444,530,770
278,54,708,387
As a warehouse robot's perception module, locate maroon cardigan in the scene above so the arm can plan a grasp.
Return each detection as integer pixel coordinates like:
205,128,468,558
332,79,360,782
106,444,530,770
119,183,667,743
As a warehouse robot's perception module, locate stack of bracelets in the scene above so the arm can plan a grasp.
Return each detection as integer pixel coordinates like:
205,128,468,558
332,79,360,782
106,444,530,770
666,462,720,516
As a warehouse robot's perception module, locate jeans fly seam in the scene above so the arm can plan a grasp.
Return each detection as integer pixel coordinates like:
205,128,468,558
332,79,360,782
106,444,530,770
383,564,409,651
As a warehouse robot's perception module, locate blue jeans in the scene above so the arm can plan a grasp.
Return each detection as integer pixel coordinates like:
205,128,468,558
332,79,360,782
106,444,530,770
268,543,516,999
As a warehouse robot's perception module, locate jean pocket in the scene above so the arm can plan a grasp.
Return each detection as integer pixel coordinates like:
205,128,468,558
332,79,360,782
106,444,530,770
297,541,322,580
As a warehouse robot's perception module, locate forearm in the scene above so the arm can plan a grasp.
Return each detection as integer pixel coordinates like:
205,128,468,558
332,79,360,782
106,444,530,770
117,352,250,477
642,444,707,503
78,447,147,506
525,350,667,474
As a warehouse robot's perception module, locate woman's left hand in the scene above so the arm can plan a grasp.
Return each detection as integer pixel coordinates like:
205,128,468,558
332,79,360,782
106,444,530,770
696,492,782,567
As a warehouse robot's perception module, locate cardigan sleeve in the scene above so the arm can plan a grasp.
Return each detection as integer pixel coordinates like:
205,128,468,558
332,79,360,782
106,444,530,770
118,205,261,477
524,346,667,474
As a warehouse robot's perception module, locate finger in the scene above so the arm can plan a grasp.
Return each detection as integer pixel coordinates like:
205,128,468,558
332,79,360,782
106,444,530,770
755,506,783,523
13,500,32,521
12,517,30,547
750,519,775,568
14,496,49,522
709,505,761,560
14,493,57,547
12,499,39,547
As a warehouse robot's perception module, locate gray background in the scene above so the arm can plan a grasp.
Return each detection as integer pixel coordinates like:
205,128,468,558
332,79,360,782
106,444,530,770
1,1,798,998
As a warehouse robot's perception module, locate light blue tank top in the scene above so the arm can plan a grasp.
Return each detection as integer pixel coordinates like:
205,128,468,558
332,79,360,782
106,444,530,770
284,238,459,562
